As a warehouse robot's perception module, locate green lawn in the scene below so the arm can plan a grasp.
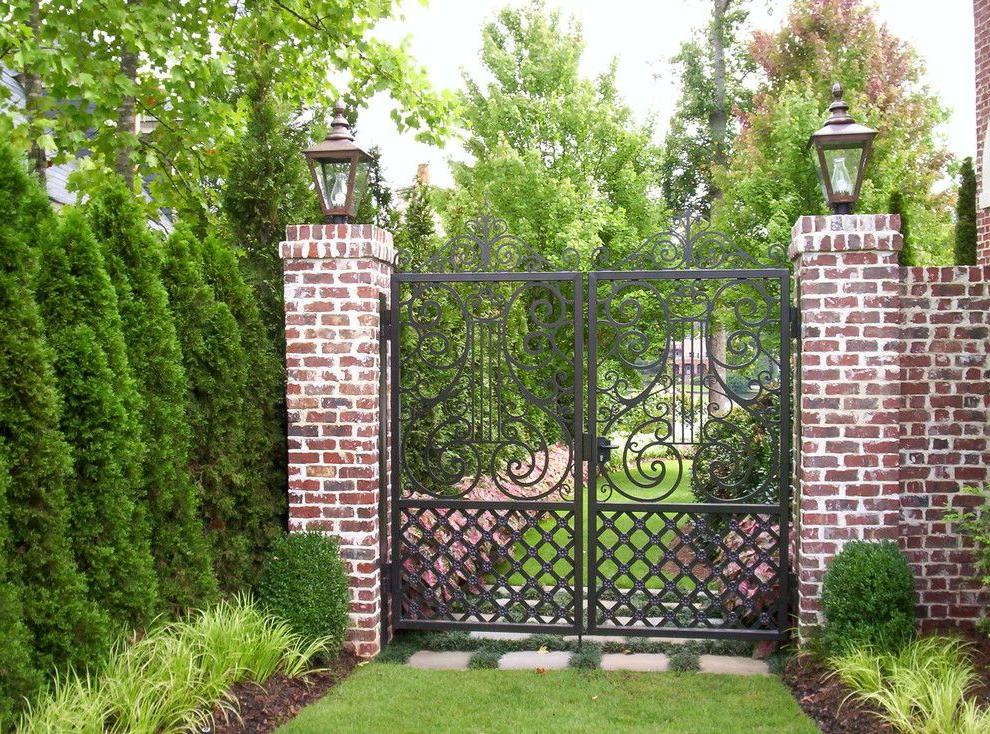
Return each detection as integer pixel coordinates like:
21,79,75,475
278,665,820,734
504,460,696,589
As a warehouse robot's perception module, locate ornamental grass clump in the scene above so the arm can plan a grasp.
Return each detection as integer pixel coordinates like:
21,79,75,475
17,596,331,734
831,637,990,734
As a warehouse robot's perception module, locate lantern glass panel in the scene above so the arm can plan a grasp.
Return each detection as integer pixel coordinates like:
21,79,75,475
352,159,370,211
317,159,351,209
823,145,864,196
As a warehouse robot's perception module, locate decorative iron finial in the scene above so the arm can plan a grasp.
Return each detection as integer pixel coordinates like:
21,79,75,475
827,82,853,125
328,101,355,142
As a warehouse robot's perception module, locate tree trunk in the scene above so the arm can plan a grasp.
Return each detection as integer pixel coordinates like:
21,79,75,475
707,326,731,418
23,0,46,185
115,46,139,187
707,0,730,200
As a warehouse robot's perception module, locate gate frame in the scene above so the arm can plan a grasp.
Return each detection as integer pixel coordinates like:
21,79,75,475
386,216,795,640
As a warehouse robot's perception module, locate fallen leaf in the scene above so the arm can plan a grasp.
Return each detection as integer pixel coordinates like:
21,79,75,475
537,645,549,654
592,696,599,701
356,661,370,667
535,667,548,674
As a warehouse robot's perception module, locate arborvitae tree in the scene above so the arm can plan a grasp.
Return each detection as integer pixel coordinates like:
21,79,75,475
86,182,218,610
163,227,270,590
35,209,159,627
955,157,978,266
889,191,914,266
221,74,318,339
356,146,399,230
0,440,41,724
200,235,285,539
395,177,439,271
0,145,110,674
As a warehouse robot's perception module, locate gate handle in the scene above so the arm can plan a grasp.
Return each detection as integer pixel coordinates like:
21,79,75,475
597,437,619,465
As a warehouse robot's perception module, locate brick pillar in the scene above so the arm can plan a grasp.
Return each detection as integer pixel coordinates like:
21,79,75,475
789,214,903,633
280,223,395,657
975,0,990,262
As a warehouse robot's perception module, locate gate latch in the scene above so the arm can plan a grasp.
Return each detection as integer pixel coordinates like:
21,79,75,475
582,434,619,464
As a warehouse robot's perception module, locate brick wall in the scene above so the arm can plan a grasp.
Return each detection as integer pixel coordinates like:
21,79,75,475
792,215,990,632
976,0,990,262
280,223,395,657
900,265,990,627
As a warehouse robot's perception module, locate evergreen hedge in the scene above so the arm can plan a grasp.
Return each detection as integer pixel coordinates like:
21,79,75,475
162,227,273,590
0,146,110,691
36,209,159,627
86,182,219,611
0,440,41,723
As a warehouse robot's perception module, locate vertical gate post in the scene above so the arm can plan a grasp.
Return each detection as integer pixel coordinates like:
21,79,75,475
789,214,903,635
280,223,395,657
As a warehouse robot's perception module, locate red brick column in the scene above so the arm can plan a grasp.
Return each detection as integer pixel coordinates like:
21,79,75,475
975,0,990,262
280,223,394,657
790,214,903,633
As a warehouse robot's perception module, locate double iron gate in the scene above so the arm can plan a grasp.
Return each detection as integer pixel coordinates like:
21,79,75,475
386,214,793,640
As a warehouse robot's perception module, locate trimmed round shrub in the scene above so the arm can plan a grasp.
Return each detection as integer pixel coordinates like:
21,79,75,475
257,533,349,650
821,541,916,653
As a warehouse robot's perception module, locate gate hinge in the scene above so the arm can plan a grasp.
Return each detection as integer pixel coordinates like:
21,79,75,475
380,306,393,334
789,308,801,340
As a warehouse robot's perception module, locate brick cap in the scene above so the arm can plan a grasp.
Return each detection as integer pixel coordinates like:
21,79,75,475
789,214,902,260
280,223,396,264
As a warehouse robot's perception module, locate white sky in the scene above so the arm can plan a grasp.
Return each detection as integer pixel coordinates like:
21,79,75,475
358,0,975,189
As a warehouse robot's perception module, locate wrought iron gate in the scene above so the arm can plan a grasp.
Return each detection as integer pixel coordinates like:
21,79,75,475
388,214,792,640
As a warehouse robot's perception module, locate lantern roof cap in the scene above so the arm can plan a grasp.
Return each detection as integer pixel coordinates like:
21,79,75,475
808,82,877,147
304,101,372,158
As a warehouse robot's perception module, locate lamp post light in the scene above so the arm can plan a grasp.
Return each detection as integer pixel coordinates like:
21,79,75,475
808,83,877,215
303,102,372,224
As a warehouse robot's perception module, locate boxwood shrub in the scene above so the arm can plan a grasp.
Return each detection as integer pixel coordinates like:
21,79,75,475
257,533,349,651
821,540,916,653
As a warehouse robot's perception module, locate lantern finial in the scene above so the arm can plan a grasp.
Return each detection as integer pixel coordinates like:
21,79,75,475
328,101,355,142
827,82,853,125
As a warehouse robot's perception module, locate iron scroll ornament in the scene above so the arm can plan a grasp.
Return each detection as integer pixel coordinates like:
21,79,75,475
592,211,787,271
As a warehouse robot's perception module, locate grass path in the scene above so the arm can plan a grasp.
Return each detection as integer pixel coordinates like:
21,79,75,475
278,665,820,734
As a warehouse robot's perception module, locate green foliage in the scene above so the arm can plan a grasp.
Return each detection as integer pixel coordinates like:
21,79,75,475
945,484,990,631
660,0,755,215
445,0,666,261
355,146,400,230
86,181,218,612
394,177,439,271
35,209,159,629
0,0,455,218
162,227,274,591
889,191,914,266
691,403,774,504
831,636,990,734
0,440,42,725
821,541,916,653
199,234,286,555
468,649,504,669
668,648,701,672
0,144,111,681
257,533,350,650
220,74,320,337
954,158,978,266
17,596,332,734
569,644,602,670
717,0,953,263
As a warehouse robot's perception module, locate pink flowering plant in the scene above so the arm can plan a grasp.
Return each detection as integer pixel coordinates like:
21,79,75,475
714,514,781,625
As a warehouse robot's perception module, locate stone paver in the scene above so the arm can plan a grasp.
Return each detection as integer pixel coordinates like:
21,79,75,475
498,650,572,670
600,653,670,672
468,630,531,641
407,651,473,670
698,655,770,676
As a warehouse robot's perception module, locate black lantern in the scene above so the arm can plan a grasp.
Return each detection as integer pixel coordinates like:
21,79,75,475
303,102,371,223
808,83,877,214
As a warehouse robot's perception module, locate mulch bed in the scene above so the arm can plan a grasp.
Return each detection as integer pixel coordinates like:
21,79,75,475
209,652,359,733
783,653,893,734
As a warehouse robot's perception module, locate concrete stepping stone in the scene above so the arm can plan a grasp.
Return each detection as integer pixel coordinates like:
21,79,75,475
498,650,572,670
468,631,531,641
601,653,670,672
407,651,473,670
698,655,770,676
